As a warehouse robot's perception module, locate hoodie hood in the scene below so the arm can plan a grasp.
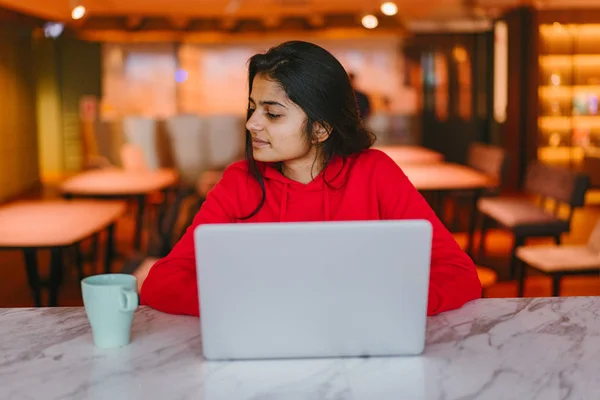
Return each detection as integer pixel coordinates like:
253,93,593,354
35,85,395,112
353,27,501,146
259,156,348,222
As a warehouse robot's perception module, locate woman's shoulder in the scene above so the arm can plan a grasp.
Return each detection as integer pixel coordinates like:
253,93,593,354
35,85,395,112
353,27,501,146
218,160,252,187
351,148,399,171
223,159,250,174
203,160,259,204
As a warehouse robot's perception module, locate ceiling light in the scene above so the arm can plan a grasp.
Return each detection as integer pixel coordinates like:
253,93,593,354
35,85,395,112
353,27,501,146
71,5,86,20
381,2,398,16
361,15,378,29
43,22,64,38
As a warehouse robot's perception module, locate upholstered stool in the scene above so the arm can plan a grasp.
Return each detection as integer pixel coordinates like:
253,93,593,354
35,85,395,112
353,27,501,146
476,266,498,296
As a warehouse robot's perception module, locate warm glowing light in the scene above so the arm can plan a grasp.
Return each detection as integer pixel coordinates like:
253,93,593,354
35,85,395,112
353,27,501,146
549,133,561,147
381,2,398,16
71,5,86,20
361,15,378,29
453,46,468,63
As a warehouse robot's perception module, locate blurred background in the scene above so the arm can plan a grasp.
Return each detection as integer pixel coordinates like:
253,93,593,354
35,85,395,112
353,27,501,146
0,0,599,307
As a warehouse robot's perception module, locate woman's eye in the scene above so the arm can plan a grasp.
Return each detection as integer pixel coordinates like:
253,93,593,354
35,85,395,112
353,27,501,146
267,113,281,119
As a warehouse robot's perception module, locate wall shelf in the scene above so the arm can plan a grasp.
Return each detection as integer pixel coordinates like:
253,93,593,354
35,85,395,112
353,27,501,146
538,22,600,165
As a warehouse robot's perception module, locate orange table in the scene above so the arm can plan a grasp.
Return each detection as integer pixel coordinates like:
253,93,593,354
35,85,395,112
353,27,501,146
60,168,178,249
401,163,497,191
0,200,126,306
401,163,498,257
375,145,444,165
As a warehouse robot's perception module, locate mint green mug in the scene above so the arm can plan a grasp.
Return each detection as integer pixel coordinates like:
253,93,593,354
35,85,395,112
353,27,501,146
81,274,138,349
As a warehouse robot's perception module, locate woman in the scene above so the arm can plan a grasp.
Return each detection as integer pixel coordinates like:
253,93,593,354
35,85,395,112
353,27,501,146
141,41,481,316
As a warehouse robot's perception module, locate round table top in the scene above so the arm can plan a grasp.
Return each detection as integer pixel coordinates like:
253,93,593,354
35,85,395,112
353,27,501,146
0,200,126,248
401,163,498,191
375,145,444,165
60,168,178,197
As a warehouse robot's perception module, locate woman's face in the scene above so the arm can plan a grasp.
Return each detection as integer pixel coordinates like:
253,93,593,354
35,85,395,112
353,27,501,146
246,74,314,164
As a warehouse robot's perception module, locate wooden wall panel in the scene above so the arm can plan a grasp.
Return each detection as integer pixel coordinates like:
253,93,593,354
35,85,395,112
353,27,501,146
0,22,40,201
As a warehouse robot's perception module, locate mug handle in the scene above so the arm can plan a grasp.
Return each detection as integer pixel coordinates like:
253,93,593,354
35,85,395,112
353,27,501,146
120,288,139,312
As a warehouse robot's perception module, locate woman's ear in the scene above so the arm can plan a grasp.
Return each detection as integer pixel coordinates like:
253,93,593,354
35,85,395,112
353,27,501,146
312,122,332,143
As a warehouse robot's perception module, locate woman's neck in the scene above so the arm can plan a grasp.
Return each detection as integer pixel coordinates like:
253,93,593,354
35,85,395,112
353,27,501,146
282,153,325,184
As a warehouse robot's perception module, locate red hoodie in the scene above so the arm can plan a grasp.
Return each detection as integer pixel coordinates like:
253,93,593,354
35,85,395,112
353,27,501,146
141,149,481,316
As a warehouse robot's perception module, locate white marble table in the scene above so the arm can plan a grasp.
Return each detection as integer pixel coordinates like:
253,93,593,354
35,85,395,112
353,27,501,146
1,297,598,399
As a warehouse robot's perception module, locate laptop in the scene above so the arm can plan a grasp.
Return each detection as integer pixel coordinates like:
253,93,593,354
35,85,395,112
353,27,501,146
194,219,432,361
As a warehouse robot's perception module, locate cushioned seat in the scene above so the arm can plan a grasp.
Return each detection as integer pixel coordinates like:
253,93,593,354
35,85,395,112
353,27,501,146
476,266,498,290
474,161,590,282
477,197,570,236
516,245,600,272
516,218,600,296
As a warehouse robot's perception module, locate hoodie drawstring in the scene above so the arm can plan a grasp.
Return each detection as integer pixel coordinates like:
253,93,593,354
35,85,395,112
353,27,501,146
279,183,288,222
323,182,330,221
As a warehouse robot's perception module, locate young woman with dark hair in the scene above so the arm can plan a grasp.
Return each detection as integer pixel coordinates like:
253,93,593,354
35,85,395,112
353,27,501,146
141,41,481,316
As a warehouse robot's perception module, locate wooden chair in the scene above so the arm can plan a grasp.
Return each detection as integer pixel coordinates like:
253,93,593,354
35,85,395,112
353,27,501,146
476,161,589,279
121,185,204,293
447,142,508,232
515,219,600,297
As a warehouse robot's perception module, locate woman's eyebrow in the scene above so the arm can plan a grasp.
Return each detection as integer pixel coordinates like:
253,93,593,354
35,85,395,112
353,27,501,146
248,97,288,109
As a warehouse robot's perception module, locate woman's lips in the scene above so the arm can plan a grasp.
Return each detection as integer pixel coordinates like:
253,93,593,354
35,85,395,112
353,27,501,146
252,138,270,148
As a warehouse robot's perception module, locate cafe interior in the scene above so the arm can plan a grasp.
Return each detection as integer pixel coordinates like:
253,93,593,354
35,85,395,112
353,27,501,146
1,0,599,306
1,0,600,396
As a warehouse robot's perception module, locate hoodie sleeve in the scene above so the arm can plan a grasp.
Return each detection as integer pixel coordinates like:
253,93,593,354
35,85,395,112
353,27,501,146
374,153,482,316
140,165,246,316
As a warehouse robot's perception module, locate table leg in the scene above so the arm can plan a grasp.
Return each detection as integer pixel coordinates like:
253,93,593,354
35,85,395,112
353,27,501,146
22,249,42,307
104,223,115,274
134,195,146,250
48,247,63,307
74,242,85,281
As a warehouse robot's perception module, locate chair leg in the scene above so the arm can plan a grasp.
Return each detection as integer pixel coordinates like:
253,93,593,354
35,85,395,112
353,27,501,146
517,260,527,297
510,236,525,280
90,233,99,274
551,274,562,297
449,194,463,232
466,193,480,257
553,235,561,245
477,214,489,260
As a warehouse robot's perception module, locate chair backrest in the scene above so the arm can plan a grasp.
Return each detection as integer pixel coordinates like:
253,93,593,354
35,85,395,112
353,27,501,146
120,143,150,172
123,116,160,169
587,219,600,254
171,195,204,244
365,113,392,145
205,115,245,168
165,114,209,185
582,153,600,188
467,142,508,185
146,186,195,258
524,161,590,209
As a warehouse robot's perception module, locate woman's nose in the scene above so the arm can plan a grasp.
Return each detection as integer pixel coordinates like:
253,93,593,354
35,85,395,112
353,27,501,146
246,113,262,132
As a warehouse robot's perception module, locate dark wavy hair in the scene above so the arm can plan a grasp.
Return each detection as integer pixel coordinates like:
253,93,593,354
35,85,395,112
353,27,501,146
242,40,375,219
